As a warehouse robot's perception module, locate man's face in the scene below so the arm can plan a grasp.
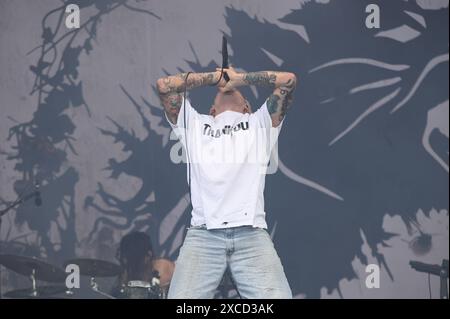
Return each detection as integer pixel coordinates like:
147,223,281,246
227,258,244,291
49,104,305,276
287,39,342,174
210,88,251,116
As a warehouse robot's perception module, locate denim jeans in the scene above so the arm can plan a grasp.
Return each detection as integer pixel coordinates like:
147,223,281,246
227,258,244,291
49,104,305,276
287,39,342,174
167,225,292,299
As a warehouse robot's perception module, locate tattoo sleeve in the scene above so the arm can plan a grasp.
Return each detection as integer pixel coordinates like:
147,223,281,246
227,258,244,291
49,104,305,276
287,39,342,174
156,72,219,124
243,71,297,127
243,71,277,87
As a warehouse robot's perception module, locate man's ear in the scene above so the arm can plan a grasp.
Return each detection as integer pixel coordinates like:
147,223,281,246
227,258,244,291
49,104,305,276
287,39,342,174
209,106,216,116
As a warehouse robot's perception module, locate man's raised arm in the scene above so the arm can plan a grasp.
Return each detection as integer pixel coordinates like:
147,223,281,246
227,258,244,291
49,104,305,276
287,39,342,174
220,68,297,127
156,72,222,124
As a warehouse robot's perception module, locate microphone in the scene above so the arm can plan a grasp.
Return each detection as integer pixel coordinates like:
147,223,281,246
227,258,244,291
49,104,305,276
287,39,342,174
34,180,42,207
222,35,230,82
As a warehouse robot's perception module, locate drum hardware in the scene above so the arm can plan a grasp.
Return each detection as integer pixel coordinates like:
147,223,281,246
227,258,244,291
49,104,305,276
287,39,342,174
3,285,68,299
90,277,116,299
116,279,163,299
0,254,68,298
113,258,175,299
0,254,66,282
30,268,36,297
0,179,43,298
65,258,122,299
0,253,174,299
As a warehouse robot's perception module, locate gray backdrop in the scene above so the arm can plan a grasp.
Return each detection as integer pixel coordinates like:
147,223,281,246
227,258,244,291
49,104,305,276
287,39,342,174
0,0,448,298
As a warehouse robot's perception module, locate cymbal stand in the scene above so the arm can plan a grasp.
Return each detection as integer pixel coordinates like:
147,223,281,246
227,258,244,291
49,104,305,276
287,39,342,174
0,182,37,299
30,268,37,297
90,276,115,299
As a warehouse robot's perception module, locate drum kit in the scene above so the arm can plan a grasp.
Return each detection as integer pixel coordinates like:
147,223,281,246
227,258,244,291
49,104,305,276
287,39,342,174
0,254,175,299
111,258,175,299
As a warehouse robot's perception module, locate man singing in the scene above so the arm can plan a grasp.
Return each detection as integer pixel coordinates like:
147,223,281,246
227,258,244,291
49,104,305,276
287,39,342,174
156,66,296,298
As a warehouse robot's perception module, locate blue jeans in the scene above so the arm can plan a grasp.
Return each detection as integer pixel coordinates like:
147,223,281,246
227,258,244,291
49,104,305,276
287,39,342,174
167,225,292,299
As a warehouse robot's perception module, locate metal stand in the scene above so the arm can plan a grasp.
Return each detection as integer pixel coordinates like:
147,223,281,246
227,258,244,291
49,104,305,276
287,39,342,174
439,259,448,299
30,269,37,297
0,185,38,299
90,277,116,299
410,259,449,299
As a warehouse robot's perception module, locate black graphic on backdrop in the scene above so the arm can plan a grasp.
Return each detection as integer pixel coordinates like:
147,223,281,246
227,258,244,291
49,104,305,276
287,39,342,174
222,1,448,296
2,0,447,298
3,1,160,265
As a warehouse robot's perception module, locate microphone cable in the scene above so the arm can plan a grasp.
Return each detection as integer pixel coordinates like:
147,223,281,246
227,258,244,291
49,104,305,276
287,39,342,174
182,36,229,217
183,67,226,207
183,72,193,207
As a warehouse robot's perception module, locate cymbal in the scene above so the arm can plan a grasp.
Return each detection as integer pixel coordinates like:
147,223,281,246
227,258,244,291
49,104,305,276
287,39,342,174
0,254,66,283
3,285,68,299
65,258,122,277
152,258,175,287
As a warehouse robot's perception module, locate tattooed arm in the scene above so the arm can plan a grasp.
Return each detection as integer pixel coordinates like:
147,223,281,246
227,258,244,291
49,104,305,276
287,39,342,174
221,68,297,127
156,71,223,124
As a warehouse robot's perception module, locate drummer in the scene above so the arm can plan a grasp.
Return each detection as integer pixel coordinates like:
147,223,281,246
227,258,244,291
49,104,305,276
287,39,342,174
112,231,176,299
115,232,156,286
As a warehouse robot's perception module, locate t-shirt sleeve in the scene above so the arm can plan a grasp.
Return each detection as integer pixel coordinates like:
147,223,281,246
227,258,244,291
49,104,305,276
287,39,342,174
250,100,284,130
249,101,284,156
165,96,200,136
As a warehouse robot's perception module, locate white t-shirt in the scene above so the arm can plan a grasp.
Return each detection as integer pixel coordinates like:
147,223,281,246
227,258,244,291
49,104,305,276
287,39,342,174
166,97,282,230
